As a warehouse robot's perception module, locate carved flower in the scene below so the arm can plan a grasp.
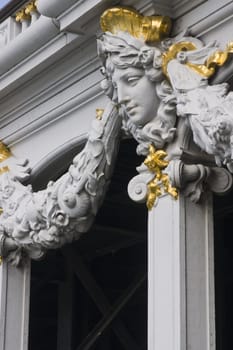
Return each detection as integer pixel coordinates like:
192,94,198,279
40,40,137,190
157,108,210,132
100,78,114,99
100,78,110,91
2,185,15,199
139,46,154,66
5,247,23,267
100,67,106,76
85,172,105,196
89,120,104,140
136,142,151,156
177,51,187,64
38,226,60,247
51,210,69,227
5,200,18,215
152,49,163,69
161,38,174,50
29,221,43,232
138,46,162,69
62,191,77,209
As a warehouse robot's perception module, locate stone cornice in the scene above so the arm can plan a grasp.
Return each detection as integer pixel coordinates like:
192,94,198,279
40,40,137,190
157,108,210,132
0,31,79,97
58,0,119,33
3,79,102,147
0,0,232,98
121,0,233,39
0,16,60,76
173,0,233,36
36,0,78,18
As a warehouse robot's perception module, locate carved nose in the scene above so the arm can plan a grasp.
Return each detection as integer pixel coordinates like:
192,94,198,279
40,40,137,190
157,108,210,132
118,94,130,106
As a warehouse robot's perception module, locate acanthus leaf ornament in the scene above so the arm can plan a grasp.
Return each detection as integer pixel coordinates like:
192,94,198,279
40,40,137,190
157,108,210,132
0,103,121,265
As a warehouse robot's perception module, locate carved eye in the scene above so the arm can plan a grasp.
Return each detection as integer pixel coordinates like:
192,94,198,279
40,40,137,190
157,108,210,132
127,75,141,85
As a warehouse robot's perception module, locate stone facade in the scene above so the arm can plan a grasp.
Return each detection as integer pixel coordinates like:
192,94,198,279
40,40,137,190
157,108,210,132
0,1,233,349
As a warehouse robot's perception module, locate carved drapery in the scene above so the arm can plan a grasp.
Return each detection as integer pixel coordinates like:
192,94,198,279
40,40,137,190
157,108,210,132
1,6,233,264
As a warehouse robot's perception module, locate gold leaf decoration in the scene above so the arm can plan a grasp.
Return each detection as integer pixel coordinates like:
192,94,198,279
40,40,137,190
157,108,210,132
144,145,178,210
96,108,104,120
0,142,11,163
100,7,171,42
162,40,233,79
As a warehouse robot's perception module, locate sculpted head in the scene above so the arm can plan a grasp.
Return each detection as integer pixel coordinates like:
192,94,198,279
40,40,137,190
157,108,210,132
97,8,176,154
97,31,164,127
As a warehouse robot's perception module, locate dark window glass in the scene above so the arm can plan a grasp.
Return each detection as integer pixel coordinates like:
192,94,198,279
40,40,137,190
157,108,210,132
214,189,233,350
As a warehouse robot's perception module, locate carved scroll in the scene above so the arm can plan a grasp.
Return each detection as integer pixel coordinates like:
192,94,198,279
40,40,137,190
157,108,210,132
0,102,121,265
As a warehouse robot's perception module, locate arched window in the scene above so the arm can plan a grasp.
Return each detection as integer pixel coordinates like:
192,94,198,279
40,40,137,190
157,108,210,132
29,139,148,350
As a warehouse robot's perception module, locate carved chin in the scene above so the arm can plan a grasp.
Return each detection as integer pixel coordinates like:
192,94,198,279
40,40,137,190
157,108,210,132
128,112,151,127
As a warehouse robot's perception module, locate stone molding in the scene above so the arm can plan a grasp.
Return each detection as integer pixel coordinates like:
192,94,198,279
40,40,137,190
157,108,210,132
37,0,78,18
0,16,60,75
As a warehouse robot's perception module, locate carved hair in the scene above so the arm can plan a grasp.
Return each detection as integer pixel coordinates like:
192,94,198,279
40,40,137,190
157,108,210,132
97,32,163,98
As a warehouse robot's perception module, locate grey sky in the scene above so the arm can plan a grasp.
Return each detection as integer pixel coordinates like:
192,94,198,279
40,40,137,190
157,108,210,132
0,0,11,10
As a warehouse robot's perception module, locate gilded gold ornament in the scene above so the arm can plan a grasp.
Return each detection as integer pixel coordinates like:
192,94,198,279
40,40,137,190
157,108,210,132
0,141,11,162
100,7,171,42
144,145,178,210
96,108,104,120
144,147,169,171
0,166,9,175
15,9,30,22
0,141,11,175
162,40,233,79
25,1,38,15
162,41,197,77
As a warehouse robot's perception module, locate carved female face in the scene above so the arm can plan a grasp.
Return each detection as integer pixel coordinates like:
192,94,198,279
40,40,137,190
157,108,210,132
112,66,160,127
